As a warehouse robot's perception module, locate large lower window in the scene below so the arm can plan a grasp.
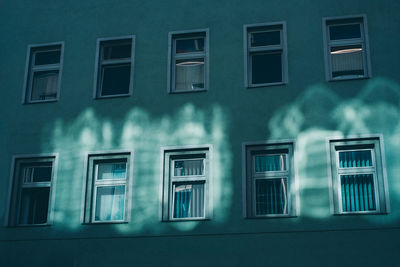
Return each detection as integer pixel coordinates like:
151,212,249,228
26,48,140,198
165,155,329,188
23,43,63,103
162,147,211,221
329,137,389,214
7,156,57,226
244,142,296,218
168,29,208,93
244,22,288,87
323,15,371,80
94,36,135,98
83,152,132,223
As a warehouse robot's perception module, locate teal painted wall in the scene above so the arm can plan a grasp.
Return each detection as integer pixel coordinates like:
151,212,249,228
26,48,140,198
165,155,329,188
0,0,399,266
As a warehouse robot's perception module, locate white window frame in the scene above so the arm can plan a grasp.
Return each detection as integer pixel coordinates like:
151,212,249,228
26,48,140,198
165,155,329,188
322,14,371,81
5,154,58,227
93,35,135,99
160,145,212,221
243,22,288,88
327,135,389,215
22,42,64,104
243,140,297,218
82,151,133,224
167,29,209,93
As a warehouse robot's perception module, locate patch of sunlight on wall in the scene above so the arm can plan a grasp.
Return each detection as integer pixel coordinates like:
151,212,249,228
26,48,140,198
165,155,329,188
42,104,232,233
297,129,337,219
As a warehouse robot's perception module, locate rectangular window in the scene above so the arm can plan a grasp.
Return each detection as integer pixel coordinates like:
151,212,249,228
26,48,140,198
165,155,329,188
323,15,371,80
94,36,135,98
23,43,64,103
83,152,132,223
7,156,57,226
244,142,296,218
244,22,288,87
168,29,209,93
329,137,389,214
162,147,211,221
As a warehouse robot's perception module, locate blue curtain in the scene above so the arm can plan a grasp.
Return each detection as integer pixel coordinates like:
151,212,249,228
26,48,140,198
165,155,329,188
339,150,371,168
341,174,375,212
255,154,285,172
173,183,204,218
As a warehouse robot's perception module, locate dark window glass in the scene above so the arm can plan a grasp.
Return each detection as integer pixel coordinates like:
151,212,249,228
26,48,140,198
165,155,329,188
18,187,50,224
251,31,280,47
255,178,287,215
23,165,52,183
102,42,132,60
329,24,361,40
251,52,282,84
176,38,204,53
101,64,131,96
34,49,61,65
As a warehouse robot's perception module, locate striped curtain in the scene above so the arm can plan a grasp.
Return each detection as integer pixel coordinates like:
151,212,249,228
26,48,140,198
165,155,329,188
339,150,371,168
255,154,286,172
32,71,59,100
173,183,204,218
255,178,287,215
341,174,375,212
331,46,363,73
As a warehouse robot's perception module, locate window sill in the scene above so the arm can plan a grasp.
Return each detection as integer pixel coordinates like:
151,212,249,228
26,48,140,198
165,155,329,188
8,223,52,228
164,218,210,222
246,214,297,220
23,99,58,105
94,93,131,100
246,82,286,88
328,75,370,82
334,211,388,216
169,89,207,94
83,220,129,225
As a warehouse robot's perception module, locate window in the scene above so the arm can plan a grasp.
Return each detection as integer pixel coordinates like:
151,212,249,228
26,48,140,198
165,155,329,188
83,152,132,223
94,36,135,98
323,15,371,80
23,43,64,103
161,146,211,221
244,142,296,218
168,29,209,93
7,156,57,226
244,22,288,87
329,137,389,214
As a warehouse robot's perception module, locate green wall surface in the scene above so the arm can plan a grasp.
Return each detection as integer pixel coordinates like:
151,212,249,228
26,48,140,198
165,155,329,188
0,0,399,266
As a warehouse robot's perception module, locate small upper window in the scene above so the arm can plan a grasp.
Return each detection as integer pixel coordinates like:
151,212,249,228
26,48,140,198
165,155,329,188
244,22,288,87
7,156,57,226
23,43,63,103
94,36,135,98
168,30,208,93
323,15,371,80
329,137,389,214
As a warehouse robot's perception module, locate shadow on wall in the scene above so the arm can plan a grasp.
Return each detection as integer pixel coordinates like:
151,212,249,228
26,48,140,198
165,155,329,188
268,77,400,222
42,103,233,233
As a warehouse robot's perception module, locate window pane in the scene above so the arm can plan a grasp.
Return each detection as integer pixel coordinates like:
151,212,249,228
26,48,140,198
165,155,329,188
23,165,52,183
339,150,372,168
251,31,280,47
173,183,204,218
18,187,50,224
255,178,287,215
34,49,61,65
329,24,361,40
176,38,204,53
331,45,364,78
175,58,204,91
101,63,131,96
341,174,376,212
95,186,125,221
31,70,59,101
97,162,127,180
102,42,132,60
174,159,204,176
251,52,282,84
255,154,286,172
